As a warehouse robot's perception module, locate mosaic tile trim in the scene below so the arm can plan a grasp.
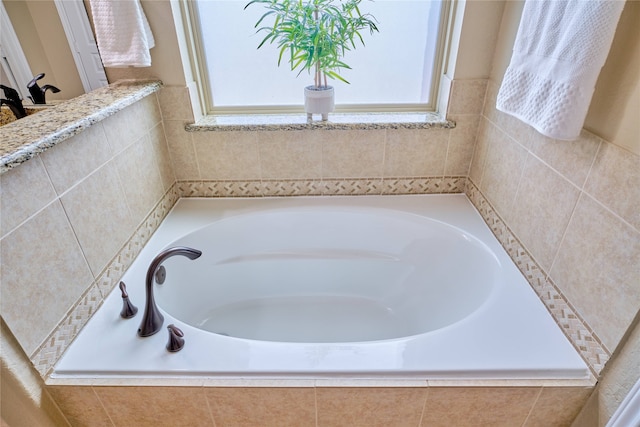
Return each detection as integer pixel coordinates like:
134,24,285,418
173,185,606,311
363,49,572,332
464,180,610,376
176,177,467,198
31,185,180,378
31,285,103,378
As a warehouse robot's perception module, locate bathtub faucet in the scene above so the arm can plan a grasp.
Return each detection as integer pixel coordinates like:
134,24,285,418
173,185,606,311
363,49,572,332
137,246,202,337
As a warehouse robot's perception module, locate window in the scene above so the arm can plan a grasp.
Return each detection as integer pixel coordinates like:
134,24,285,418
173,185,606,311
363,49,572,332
190,0,447,114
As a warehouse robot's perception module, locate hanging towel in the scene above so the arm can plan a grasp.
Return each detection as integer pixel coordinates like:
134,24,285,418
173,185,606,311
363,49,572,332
496,0,624,140
89,0,155,68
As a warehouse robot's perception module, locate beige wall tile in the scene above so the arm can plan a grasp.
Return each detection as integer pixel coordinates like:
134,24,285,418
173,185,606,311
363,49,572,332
61,163,136,276
114,135,165,222
158,86,195,122
584,141,640,231
572,389,599,427
206,387,316,427
164,121,199,180
48,386,112,427
41,123,113,194
468,119,490,185
316,387,427,427
448,79,488,115
510,155,581,271
478,120,528,219
384,128,448,177
1,201,94,355
421,387,540,427
483,80,535,148
322,130,385,178
446,114,480,176
102,103,150,155
550,194,640,351
529,130,601,189
193,131,261,180
0,156,56,238
523,387,592,427
258,130,322,179
148,123,176,191
139,94,163,132
95,386,213,427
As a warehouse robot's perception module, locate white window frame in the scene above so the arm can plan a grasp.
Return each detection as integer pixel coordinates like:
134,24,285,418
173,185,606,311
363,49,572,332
172,0,459,118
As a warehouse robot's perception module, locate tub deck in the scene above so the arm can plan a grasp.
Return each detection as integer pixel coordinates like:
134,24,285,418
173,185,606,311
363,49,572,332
52,195,589,381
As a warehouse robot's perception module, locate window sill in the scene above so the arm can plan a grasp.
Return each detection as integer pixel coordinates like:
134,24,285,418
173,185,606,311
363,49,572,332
185,112,455,132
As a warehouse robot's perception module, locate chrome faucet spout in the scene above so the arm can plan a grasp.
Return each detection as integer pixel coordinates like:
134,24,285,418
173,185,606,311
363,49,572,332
137,246,202,337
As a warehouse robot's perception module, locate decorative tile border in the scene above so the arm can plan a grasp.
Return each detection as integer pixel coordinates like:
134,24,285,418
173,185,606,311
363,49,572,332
465,180,610,376
176,177,466,198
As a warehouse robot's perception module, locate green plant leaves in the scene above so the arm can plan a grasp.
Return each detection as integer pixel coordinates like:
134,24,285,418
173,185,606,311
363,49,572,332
245,0,379,88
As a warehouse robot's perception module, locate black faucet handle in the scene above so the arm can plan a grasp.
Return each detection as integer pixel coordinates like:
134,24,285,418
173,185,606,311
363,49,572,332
166,324,185,352
119,281,138,319
0,85,22,102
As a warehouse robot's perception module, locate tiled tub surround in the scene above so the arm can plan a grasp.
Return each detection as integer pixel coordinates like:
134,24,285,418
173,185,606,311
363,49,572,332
46,381,593,427
469,80,640,374
3,77,633,425
1,83,174,371
6,79,484,378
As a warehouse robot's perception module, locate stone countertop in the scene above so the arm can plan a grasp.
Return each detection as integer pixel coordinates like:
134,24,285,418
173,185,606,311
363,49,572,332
0,80,162,174
187,111,455,132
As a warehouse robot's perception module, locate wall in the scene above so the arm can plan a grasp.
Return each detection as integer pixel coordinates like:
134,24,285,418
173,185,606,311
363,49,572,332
584,0,640,155
96,0,187,88
0,92,174,424
474,1,640,425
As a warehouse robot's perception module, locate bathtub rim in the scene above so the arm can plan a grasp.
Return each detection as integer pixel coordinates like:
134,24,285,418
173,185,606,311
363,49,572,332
51,194,592,382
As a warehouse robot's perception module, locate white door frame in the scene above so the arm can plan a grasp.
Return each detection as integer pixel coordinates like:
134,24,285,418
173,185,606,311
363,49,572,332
54,0,107,92
0,1,33,100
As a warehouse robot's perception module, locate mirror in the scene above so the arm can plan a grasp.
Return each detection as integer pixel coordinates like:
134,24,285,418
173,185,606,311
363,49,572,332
1,0,106,103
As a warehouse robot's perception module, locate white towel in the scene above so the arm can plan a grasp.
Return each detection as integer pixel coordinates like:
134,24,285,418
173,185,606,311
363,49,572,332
497,0,624,140
89,0,155,68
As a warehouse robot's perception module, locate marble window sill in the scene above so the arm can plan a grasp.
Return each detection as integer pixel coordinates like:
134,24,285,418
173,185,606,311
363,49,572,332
186,112,455,132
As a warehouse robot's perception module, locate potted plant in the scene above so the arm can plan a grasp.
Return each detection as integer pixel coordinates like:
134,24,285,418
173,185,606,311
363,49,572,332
245,0,378,121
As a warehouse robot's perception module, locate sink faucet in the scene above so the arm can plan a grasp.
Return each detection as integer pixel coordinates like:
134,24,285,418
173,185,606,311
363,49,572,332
27,73,60,104
138,246,202,337
0,84,27,119
0,99,27,120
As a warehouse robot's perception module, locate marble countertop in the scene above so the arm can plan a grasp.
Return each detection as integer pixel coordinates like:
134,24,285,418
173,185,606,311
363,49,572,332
0,80,162,174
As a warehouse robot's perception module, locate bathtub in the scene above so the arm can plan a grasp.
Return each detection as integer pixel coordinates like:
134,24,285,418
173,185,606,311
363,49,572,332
53,195,589,380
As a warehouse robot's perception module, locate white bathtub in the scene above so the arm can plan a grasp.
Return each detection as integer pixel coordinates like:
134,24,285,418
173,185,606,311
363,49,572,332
53,195,589,380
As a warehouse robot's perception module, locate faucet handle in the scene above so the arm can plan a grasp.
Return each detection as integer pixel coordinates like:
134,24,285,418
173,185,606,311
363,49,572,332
166,324,185,352
27,73,45,88
119,281,138,319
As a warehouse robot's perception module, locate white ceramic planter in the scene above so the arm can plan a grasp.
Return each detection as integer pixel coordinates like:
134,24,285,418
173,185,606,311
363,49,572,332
304,85,334,121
